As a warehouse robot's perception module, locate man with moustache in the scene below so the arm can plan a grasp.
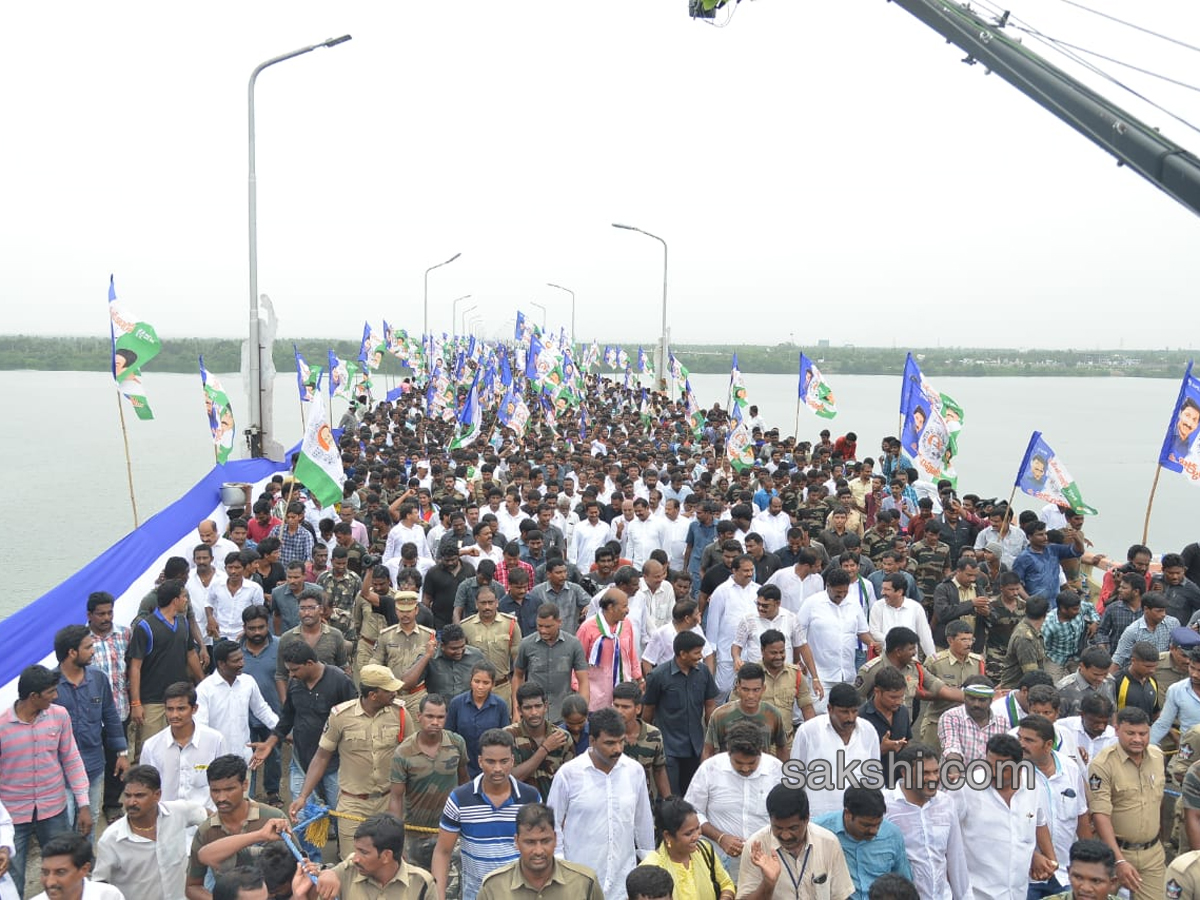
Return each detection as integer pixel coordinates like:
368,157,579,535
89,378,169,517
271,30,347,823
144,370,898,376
547,708,654,900
477,803,602,900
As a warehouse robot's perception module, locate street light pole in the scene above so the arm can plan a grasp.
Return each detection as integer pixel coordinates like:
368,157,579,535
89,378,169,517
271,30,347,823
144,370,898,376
460,304,478,336
424,253,462,341
247,34,351,458
546,283,576,350
530,301,547,334
450,295,472,335
612,223,668,391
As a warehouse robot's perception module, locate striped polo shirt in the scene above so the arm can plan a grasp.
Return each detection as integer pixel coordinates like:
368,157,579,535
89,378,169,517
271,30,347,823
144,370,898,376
439,773,541,900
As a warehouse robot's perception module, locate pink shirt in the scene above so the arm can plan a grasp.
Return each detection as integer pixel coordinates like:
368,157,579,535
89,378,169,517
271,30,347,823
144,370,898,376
0,704,90,823
577,616,643,711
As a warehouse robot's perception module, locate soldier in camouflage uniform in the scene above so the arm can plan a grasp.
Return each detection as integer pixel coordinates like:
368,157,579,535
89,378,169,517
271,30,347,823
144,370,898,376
862,511,899,566
318,546,363,642
612,681,671,801
985,572,1028,681
911,520,952,620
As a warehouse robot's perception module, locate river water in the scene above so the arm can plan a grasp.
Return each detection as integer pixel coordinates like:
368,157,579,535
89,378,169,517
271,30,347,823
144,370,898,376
2,369,1193,620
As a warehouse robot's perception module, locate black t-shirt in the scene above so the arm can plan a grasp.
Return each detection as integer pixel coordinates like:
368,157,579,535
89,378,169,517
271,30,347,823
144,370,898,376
254,563,286,597
423,561,476,628
700,563,731,599
127,609,197,704
273,665,357,770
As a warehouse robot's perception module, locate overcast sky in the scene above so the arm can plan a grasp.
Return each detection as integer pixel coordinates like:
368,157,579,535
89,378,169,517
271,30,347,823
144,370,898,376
4,1,1199,350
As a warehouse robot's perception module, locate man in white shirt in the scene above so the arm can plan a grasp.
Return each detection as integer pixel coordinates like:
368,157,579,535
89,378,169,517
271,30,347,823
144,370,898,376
205,555,264,643
195,640,279,764
1015,714,1091,895
953,733,1056,900
789,683,881,819
684,720,781,880
383,502,430,562
552,496,580,550
622,499,665,569
496,494,529,544
794,569,874,713
752,496,791,554
139,683,227,809
704,556,760,695
641,600,713,671
92,764,207,900
731,585,802,668
186,545,225,656
546,708,654,900
1056,693,1118,766
884,742,972,900
661,500,691,572
569,501,611,569
198,520,240,573
635,560,675,637
28,832,125,900
766,550,824,616
869,573,936,658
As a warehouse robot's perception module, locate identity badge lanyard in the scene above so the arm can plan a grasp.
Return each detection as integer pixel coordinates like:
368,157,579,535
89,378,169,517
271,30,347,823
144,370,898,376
777,844,813,898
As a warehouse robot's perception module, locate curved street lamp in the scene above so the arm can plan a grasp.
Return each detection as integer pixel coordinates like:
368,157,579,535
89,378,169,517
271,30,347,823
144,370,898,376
247,34,351,456
612,223,668,390
451,294,473,335
546,283,576,349
424,252,461,339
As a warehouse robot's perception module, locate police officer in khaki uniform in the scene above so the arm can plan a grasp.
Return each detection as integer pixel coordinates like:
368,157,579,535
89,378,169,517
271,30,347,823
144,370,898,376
1088,706,1166,900
918,620,985,751
1169,727,1200,859
476,802,604,900
460,585,521,707
855,627,962,713
314,812,435,900
759,629,814,744
290,664,409,861
1168,848,1200,899
354,566,400,682
372,592,436,716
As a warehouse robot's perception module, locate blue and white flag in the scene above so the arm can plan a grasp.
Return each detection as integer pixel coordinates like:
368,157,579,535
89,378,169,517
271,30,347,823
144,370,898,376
1015,431,1097,514
899,353,962,486
798,353,837,419
294,346,321,402
449,374,482,450
1159,360,1200,486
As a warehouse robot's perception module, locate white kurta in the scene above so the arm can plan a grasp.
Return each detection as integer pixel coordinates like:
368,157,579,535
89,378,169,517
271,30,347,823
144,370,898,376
953,782,1047,900
884,788,973,900
706,579,760,693
546,752,654,900
789,715,880,819
767,567,825,616
795,593,869,684
684,752,781,840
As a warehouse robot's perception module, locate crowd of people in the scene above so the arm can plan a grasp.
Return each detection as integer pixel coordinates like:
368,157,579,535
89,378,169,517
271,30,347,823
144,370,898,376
8,374,1200,900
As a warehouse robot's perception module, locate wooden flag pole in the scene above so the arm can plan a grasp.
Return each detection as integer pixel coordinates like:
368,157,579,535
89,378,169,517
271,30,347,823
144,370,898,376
998,484,1018,537
1142,466,1163,546
115,391,140,528
793,395,802,441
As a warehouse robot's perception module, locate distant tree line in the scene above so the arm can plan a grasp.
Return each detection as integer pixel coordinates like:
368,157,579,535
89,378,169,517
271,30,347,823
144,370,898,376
0,335,1193,378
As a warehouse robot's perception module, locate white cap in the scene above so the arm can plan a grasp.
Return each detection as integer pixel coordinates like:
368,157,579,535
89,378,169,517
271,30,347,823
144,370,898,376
416,460,430,469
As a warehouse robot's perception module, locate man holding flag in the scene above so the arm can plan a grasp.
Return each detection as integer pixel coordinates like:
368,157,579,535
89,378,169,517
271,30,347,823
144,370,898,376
294,392,345,510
